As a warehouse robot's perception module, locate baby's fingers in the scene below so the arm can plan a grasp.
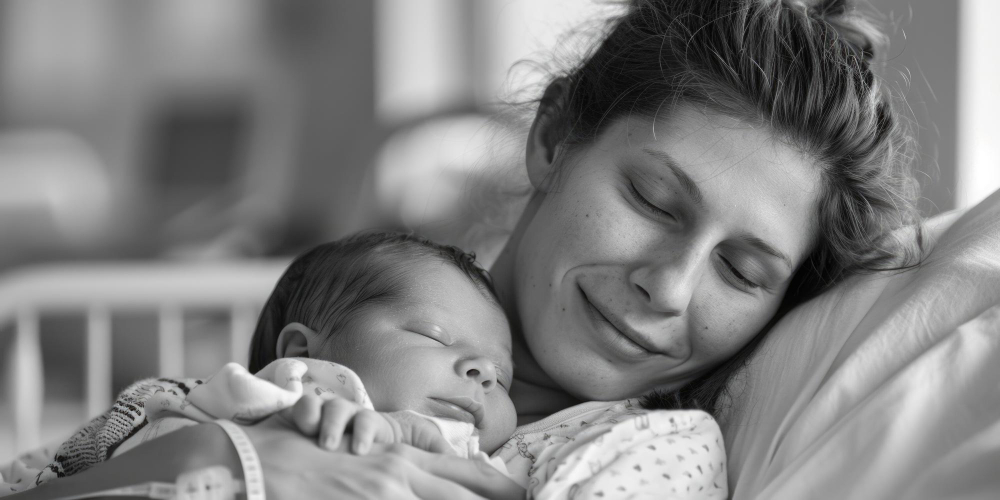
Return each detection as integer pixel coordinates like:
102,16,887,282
385,411,457,456
318,398,358,451
351,411,394,455
283,394,323,437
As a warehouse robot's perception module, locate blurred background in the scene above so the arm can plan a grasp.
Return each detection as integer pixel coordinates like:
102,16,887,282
0,0,997,464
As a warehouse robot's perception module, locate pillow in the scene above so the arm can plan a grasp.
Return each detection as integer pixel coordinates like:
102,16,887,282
722,188,1000,500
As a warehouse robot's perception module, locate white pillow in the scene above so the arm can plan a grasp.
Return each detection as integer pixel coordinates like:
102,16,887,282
723,189,1000,500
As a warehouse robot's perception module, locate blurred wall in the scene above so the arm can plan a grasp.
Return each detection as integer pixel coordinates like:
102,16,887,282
875,0,960,215
0,0,379,268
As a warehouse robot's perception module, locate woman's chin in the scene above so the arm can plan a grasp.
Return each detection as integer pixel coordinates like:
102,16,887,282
551,366,651,402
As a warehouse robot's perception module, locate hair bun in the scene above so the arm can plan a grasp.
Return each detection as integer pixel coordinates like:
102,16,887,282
791,0,886,64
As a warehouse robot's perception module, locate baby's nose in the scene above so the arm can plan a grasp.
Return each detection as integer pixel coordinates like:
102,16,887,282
455,356,497,392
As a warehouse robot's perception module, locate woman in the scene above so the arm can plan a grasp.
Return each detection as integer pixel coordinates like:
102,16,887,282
13,0,921,498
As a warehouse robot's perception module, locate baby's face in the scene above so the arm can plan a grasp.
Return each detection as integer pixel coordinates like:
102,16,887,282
322,262,516,453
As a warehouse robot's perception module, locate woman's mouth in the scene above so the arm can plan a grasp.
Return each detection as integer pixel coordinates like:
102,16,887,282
578,285,659,360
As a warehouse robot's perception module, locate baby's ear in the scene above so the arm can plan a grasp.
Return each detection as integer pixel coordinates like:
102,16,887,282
275,322,319,359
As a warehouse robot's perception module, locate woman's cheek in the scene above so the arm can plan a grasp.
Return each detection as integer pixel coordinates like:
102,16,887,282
694,291,765,361
557,175,643,262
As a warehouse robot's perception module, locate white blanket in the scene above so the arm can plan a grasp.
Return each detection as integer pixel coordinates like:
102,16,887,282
724,189,1000,499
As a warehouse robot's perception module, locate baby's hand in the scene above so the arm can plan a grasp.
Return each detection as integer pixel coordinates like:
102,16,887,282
281,394,392,454
281,394,455,456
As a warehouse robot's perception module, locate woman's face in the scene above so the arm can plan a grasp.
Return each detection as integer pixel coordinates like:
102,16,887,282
513,105,822,401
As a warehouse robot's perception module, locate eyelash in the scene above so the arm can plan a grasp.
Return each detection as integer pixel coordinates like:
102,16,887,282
629,181,675,220
409,330,448,345
719,255,761,290
495,366,511,390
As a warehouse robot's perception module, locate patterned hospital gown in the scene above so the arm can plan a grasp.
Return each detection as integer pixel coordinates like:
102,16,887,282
494,399,727,499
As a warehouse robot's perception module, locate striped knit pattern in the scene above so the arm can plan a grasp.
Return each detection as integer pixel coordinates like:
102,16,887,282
34,377,203,486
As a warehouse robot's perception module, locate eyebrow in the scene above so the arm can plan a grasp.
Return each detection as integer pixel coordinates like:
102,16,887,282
641,148,704,207
640,148,793,271
738,233,793,270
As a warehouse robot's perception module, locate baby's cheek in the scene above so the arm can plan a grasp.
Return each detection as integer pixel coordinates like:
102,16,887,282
479,393,518,454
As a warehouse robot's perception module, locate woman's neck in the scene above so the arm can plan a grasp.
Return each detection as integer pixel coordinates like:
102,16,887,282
492,193,582,424
507,330,583,425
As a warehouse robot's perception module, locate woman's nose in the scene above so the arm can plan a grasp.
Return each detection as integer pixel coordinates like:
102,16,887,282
455,356,498,393
629,252,702,316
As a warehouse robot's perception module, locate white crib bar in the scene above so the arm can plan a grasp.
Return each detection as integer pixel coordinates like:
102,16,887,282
12,309,43,453
0,259,289,459
86,306,112,419
230,304,256,366
158,306,185,378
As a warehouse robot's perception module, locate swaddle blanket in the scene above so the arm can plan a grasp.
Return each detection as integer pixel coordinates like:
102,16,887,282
1,358,499,494
119,358,495,464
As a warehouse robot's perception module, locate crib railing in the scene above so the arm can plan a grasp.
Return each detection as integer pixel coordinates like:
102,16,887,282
0,259,289,456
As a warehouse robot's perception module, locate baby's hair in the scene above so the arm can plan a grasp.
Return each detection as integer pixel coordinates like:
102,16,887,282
248,231,500,373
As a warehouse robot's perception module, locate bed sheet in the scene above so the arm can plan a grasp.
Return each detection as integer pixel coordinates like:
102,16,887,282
723,189,1000,499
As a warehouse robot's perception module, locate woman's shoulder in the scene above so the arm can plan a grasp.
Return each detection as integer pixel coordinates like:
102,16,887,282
497,399,726,495
514,398,717,436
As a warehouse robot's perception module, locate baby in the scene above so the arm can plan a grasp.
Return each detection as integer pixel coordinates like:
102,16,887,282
239,230,517,456
35,231,518,485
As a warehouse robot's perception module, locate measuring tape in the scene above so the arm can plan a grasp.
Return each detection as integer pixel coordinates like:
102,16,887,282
214,419,266,500
57,420,265,500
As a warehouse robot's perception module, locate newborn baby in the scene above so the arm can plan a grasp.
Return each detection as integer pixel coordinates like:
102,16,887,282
142,230,517,460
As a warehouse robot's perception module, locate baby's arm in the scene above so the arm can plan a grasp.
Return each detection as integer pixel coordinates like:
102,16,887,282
283,394,457,456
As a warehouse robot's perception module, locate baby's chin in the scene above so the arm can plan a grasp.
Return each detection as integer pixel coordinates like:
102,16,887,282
478,427,509,455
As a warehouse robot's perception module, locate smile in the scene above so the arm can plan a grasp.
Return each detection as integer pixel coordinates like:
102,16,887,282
427,397,484,427
579,286,662,359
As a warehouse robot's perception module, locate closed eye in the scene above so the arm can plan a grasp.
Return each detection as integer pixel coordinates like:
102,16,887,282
718,255,761,291
411,331,449,344
629,180,676,221
404,322,453,345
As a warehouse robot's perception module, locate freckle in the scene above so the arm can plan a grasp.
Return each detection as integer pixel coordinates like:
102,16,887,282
562,307,566,312
704,326,709,330
586,213,590,218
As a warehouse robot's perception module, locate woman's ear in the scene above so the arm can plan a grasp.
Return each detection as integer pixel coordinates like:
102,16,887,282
275,322,320,359
526,78,570,191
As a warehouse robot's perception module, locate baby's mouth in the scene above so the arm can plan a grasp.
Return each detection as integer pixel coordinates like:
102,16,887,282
426,396,484,427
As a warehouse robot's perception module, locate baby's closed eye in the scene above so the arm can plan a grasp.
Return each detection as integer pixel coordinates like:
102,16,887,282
403,321,453,345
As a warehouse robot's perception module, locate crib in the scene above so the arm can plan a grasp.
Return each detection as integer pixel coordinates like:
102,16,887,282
0,259,289,459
